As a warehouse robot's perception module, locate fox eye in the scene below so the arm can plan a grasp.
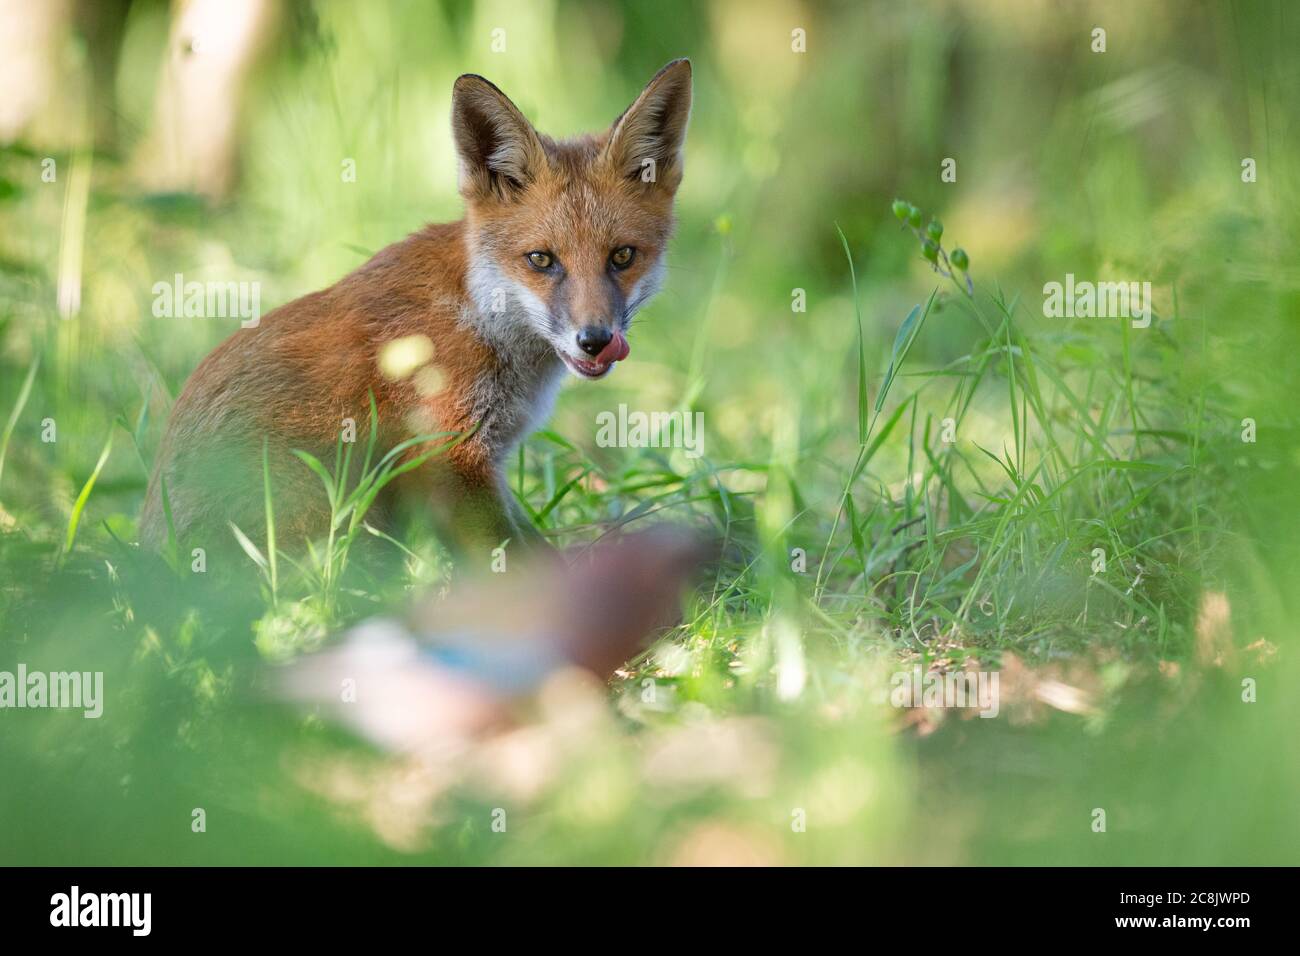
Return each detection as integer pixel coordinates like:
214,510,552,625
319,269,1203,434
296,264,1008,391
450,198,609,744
526,251,555,271
609,246,636,270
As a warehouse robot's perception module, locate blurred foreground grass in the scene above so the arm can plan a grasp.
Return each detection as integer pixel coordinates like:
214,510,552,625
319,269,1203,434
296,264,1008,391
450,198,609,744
1,0,1298,864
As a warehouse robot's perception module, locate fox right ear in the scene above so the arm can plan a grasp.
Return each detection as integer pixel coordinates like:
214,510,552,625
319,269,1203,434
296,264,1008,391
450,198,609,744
604,59,692,191
451,75,546,200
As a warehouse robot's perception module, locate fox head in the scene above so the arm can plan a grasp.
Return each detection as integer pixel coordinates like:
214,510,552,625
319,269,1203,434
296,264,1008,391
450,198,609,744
452,59,692,379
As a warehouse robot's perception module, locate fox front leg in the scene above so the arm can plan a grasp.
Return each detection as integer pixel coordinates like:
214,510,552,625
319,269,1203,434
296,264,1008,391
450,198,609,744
451,473,556,562
503,490,553,552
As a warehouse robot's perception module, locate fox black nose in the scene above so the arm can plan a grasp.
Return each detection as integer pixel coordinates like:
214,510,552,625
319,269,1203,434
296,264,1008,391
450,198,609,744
576,326,613,357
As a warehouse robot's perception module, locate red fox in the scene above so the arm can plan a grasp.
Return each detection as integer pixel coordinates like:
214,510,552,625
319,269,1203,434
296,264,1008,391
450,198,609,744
140,59,692,556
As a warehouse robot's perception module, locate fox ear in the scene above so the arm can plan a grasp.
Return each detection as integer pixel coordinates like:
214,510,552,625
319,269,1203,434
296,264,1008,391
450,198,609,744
451,75,546,200
604,58,692,190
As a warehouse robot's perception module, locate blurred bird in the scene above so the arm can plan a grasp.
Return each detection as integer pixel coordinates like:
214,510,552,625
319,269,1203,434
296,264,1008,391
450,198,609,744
272,526,711,752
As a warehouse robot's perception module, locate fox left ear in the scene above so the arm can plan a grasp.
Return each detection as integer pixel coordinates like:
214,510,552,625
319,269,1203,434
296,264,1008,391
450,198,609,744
452,74,547,201
604,59,692,190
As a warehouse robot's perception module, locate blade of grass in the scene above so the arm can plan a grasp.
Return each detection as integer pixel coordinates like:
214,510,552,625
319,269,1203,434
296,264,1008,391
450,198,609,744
0,355,39,500
59,431,114,566
262,438,278,607
159,474,179,571
834,223,869,444
229,521,269,574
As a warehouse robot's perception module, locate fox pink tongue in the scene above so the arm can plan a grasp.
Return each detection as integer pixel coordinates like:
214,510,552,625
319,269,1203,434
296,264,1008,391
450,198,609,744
594,332,630,365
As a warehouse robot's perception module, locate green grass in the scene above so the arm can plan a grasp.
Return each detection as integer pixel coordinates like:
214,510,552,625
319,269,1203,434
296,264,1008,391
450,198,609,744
1,0,1298,865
